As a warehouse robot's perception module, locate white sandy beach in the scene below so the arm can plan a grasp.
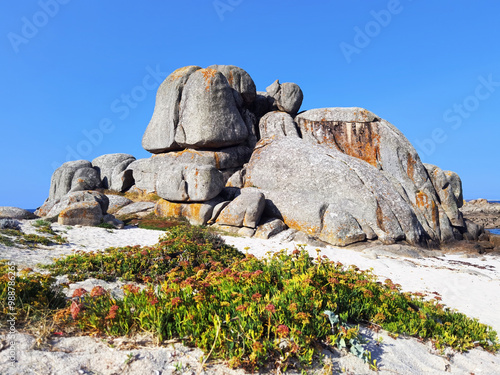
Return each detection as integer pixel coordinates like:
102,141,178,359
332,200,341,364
1,220,500,374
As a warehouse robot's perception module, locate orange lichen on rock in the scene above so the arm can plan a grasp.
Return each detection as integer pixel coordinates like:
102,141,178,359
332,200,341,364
298,119,381,167
169,66,197,81
415,191,430,210
281,216,320,236
200,68,218,91
155,199,209,226
407,153,416,182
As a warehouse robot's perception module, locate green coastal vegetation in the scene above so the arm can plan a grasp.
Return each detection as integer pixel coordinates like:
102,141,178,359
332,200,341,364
1,224,498,372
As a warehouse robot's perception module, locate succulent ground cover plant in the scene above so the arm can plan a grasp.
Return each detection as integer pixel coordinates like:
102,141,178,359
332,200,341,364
1,225,499,372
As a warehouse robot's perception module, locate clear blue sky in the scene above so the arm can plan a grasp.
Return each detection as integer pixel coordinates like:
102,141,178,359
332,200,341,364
1,1,499,209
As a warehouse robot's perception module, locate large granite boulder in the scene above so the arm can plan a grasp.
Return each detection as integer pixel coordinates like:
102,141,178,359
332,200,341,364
155,198,222,226
49,160,93,201
127,146,253,195
42,191,109,220
142,66,253,154
58,201,103,226
207,64,257,105
295,107,458,243
215,188,265,228
106,195,133,214
175,68,248,148
155,164,224,202
424,164,464,227
69,167,101,193
266,80,303,115
142,66,201,153
0,207,37,220
259,111,300,139
92,153,136,191
245,137,428,246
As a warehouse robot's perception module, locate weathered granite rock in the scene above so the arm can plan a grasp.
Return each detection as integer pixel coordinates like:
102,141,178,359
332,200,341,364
216,188,265,228
245,137,428,246
175,68,248,148
259,111,300,139
424,164,464,227
251,91,275,118
461,199,500,229
114,202,155,218
155,198,222,226
207,65,257,105
0,207,37,220
70,167,101,193
463,218,483,241
295,107,457,243
58,201,103,226
155,164,224,202
45,191,109,220
0,218,21,230
266,80,303,115
254,218,287,239
49,160,92,201
92,153,136,190
106,195,133,214
127,146,252,197
110,168,135,192
142,66,201,153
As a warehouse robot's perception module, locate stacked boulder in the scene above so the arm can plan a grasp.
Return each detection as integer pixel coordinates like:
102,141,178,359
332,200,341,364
36,154,136,227
39,64,485,249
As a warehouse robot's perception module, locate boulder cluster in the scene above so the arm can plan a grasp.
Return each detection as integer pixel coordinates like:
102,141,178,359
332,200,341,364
33,64,485,248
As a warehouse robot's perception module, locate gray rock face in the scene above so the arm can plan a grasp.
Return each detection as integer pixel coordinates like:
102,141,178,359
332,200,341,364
254,218,287,239
127,146,252,198
142,66,201,153
155,198,223,226
70,167,101,193
58,201,103,226
216,188,265,228
106,195,133,214
49,160,92,201
114,202,155,218
0,207,37,220
424,164,464,227
245,137,427,246
251,91,275,118
176,68,248,148
207,65,257,105
266,80,303,115
155,164,224,202
92,153,136,190
45,191,109,220
295,107,457,243
259,111,300,139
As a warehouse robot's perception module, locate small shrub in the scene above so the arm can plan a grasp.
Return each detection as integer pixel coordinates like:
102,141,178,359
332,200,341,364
0,260,67,323
44,225,244,283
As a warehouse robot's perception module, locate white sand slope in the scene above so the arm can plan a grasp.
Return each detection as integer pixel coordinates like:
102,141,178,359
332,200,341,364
0,221,499,374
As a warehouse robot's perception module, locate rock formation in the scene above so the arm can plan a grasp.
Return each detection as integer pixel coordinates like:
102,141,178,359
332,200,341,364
37,64,487,247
